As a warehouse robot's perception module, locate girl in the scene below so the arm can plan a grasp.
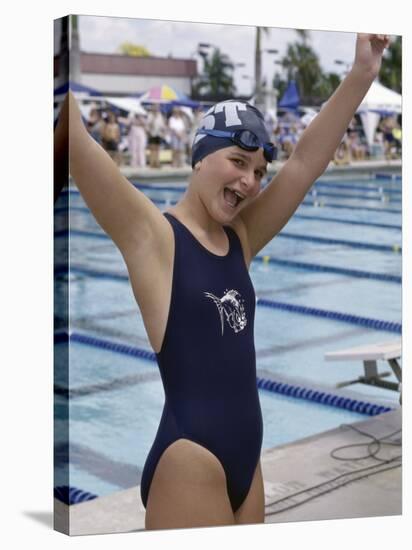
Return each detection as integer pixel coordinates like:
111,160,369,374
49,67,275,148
66,34,390,530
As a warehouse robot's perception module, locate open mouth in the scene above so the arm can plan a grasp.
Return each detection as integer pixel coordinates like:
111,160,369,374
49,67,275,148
224,187,245,208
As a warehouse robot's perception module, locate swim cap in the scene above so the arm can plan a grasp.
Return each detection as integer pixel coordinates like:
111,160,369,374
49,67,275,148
191,100,271,168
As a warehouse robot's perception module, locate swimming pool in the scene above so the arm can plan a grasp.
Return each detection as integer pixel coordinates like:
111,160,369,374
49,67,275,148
54,171,402,502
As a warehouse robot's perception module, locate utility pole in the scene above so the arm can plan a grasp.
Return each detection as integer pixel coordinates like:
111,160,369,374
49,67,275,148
254,27,263,111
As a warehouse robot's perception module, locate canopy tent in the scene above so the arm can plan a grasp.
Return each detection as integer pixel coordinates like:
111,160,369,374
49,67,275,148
139,84,200,109
278,80,300,111
54,80,104,103
171,97,201,109
356,80,401,146
300,107,318,127
54,79,147,117
178,106,194,121
103,96,147,116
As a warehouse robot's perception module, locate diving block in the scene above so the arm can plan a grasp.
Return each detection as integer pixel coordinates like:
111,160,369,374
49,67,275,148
324,339,402,392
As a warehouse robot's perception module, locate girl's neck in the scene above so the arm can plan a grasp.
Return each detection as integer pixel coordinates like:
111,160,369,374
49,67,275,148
168,184,223,236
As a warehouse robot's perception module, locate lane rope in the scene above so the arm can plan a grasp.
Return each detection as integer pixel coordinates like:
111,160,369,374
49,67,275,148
56,331,395,417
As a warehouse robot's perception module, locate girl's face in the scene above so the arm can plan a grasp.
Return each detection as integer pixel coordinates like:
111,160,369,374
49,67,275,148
193,146,267,224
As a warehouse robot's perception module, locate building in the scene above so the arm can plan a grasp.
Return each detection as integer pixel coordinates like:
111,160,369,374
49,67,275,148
54,52,198,97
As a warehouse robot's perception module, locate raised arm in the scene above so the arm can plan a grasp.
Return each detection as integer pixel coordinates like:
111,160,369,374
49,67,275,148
240,34,390,258
54,95,69,203
68,90,166,257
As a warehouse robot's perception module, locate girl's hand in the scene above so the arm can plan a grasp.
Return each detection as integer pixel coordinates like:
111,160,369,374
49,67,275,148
353,33,391,78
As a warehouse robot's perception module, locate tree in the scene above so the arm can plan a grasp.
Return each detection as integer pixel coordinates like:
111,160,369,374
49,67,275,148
380,36,401,93
280,42,323,99
295,29,310,45
278,28,339,104
272,29,341,105
192,47,236,100
272,71,287,100
312,72,341,101
117,42,151,57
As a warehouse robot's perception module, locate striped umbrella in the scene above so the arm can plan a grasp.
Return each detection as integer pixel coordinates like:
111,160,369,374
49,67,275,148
139,85,180,103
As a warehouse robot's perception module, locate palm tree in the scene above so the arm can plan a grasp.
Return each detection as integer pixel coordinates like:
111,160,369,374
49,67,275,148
272,71,287,101
273,29,340,104
281,42,322,98
192,47,235,100
312,71,341,101
295,29,310,45
279,28,334,104
380,36,401,93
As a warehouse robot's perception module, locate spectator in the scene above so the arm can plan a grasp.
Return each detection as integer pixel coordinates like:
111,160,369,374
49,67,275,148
147,104,166,169
187,106,204,161
279,123,298,159
272,126,282,156
379,116,398,159
264,109,278,143
87,108,104,144
127,113,148,168
392,125,402,157
347,116,357,132
347,128,367,161
371,129,385,159
102,111,121,165
334,135,351,165
168,107,187,168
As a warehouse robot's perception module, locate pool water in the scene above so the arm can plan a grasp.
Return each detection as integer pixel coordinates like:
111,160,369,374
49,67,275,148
54,173,402,499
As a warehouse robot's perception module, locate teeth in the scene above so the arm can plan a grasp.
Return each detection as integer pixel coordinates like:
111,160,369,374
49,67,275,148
224,188,245,208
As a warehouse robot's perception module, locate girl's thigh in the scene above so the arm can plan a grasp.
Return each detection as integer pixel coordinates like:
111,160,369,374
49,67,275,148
233,460,265,525
145,438,235,530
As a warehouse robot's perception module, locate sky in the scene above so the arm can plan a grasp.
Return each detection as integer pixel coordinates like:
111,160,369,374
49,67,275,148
54,15,365,96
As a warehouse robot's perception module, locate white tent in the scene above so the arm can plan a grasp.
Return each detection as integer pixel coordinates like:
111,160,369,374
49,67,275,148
300,108,318,127
103,96,147,116
356,80,401,146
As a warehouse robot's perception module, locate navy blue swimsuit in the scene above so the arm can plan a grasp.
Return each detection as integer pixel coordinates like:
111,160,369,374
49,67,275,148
140,212,263,513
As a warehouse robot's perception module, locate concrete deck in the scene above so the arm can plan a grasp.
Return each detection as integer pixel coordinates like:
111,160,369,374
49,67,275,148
54,408,401,536
262,408,401,524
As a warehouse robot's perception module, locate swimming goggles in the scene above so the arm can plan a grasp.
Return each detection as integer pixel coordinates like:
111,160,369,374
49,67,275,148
196,128,277,162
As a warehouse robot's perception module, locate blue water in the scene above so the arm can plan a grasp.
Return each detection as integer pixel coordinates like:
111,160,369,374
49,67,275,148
54,173,402,498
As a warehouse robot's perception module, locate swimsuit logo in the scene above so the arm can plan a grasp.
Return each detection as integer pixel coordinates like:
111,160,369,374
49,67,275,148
204,289,247,335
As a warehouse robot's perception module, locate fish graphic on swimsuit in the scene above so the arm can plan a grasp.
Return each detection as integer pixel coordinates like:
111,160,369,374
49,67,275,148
204,289,247,335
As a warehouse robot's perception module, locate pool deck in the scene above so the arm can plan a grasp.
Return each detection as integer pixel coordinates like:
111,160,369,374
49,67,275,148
54,407,401,536
119,159,401,183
